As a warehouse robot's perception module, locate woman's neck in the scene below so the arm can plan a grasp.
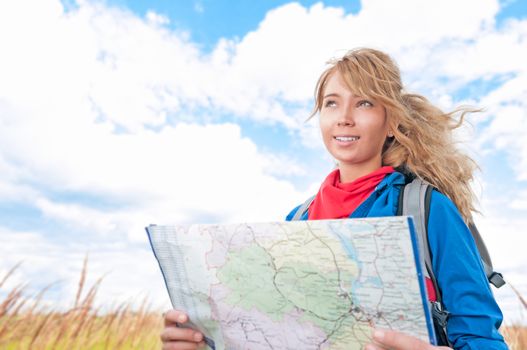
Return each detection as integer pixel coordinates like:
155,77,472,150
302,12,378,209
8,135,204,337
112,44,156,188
338,162,383,183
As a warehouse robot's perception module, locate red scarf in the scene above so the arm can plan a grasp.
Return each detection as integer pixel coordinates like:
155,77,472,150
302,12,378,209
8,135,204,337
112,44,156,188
308,166,395,220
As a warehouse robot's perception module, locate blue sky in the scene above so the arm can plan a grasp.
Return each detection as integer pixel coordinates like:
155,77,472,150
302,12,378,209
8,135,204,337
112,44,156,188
1,0,526,324
497,0,527,23
103,0,362,51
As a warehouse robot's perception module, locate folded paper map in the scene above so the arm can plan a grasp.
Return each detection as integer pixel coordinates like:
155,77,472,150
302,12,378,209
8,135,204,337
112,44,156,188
146,216,435,349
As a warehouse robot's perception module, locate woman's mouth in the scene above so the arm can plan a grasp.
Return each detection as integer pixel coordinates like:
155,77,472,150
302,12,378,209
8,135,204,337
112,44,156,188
334,136,360,142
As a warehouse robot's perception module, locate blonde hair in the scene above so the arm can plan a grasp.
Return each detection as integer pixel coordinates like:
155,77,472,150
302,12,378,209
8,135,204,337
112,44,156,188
311,48,478,222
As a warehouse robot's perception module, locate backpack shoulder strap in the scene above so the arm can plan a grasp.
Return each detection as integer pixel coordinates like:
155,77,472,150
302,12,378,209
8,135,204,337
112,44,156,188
291,195,316,221
400,178,442,302
467,222,506,288
400,177,453,346
401,178,506,295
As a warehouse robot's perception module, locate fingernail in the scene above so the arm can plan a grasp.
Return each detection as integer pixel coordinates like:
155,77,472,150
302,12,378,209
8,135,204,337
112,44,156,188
365,345,377,350
178,314,186,322
373,329,384,340
194,332,203,342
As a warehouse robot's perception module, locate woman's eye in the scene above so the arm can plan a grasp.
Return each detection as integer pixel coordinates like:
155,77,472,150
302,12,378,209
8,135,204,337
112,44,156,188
357,100,373,108
324,100,337,108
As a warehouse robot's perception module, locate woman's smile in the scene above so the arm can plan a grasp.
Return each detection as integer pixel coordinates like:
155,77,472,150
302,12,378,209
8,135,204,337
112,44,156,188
334,135,360,143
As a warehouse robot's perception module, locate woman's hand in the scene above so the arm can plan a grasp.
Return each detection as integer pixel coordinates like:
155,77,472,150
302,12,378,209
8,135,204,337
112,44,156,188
365,329,451,350
161,310,206,350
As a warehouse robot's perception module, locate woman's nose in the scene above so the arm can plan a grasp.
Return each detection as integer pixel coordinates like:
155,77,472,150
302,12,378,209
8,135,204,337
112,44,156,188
336,105,355,126
337,119,354,127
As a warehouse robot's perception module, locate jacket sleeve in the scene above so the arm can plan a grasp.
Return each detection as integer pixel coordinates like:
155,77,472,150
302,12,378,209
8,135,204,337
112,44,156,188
285,204,302,221
427,191,508,349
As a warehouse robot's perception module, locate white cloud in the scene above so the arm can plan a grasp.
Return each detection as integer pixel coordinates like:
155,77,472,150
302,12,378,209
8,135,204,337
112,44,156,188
477,75,527,180
510,190,527,210
146,10,170,26
0,117,309,235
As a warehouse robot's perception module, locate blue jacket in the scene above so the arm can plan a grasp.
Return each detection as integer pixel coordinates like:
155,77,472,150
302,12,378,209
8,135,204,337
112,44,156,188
286,172,507,350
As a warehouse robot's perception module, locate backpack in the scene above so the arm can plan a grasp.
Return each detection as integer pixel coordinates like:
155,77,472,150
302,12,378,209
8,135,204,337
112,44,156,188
290,176,505,346
397,177,505,345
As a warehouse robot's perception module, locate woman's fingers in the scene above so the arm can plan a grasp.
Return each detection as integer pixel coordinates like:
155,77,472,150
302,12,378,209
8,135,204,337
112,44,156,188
161,309,205,349
366,329,451,350
161,324,203,343
164,309,188,326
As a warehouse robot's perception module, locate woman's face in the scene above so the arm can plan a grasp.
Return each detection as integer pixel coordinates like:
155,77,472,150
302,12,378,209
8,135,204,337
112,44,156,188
319,71,390,179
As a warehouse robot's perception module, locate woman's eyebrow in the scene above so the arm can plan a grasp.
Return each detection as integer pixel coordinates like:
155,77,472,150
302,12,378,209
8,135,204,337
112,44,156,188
323,92,361,99
323,93,340,99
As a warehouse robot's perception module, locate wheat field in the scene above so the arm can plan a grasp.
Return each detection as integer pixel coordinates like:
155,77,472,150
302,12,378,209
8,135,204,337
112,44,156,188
1,260,525,349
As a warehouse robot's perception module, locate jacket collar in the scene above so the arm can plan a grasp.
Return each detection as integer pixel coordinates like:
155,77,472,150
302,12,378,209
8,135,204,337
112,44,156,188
375,171,406,192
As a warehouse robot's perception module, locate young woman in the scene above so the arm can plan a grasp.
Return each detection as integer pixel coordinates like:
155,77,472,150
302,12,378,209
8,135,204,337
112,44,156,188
161,48,508,350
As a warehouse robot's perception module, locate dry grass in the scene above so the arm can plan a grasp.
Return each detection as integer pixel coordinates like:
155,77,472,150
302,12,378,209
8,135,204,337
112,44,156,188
0,259,525,349
502,281,527,350
0,258,163,350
